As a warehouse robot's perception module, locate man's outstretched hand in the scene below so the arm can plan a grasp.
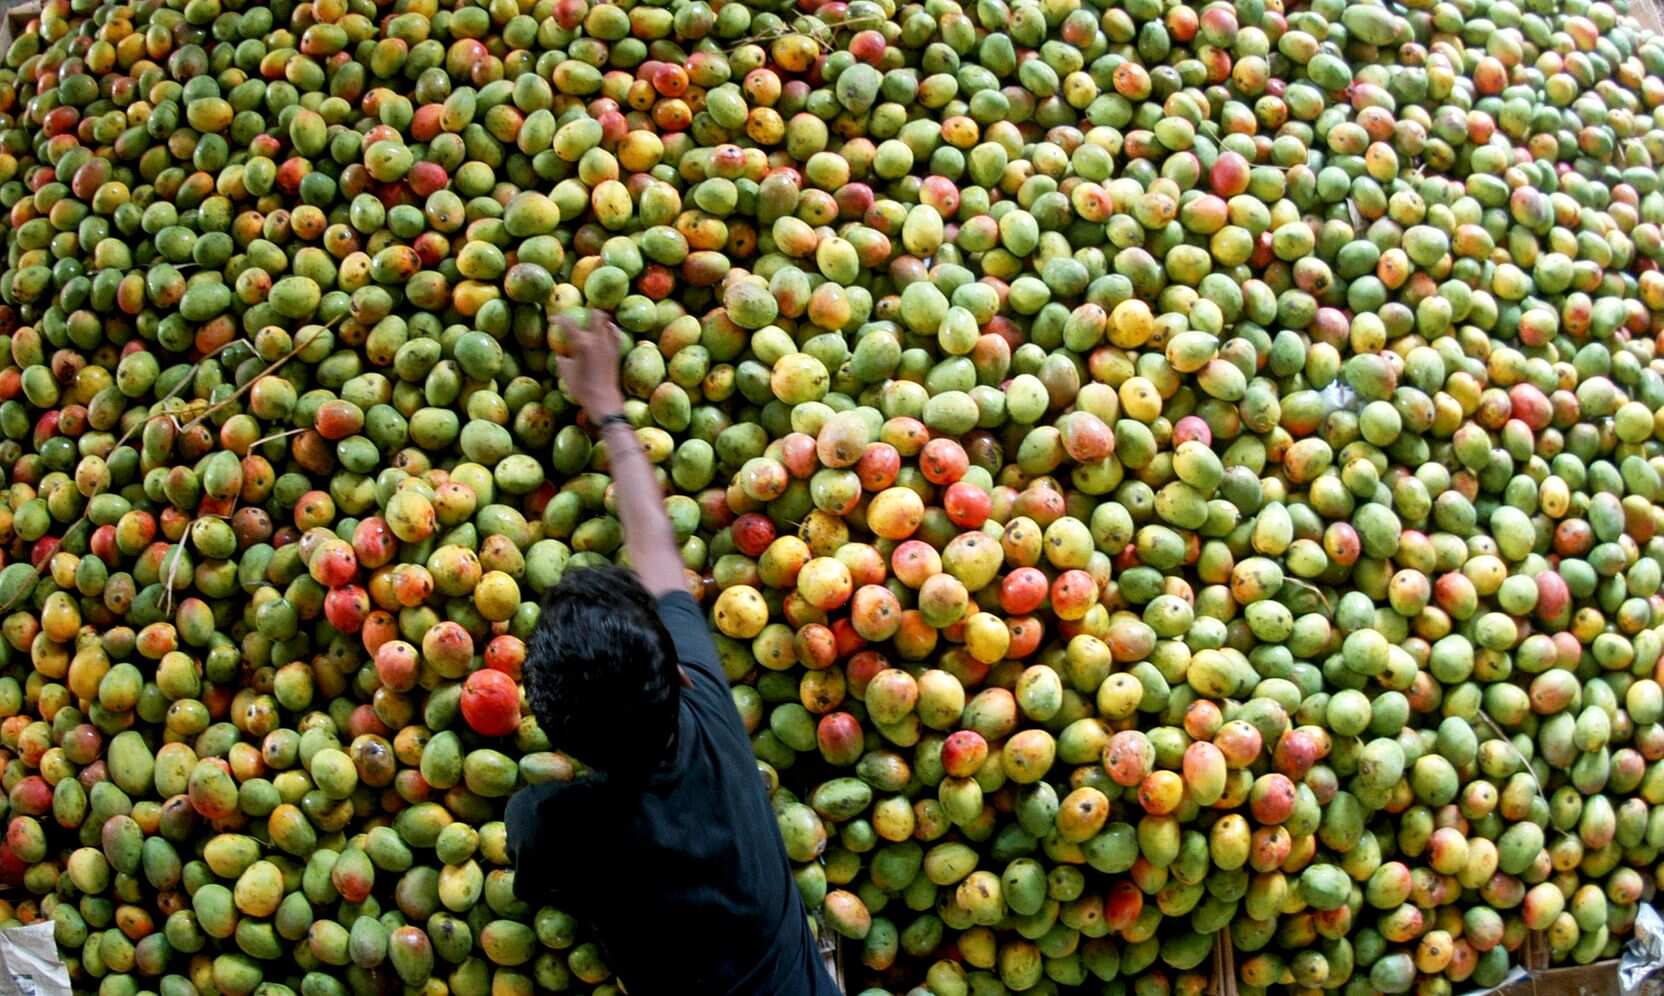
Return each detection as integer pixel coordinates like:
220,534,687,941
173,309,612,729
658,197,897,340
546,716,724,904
555,308,626,419
553,307,688,598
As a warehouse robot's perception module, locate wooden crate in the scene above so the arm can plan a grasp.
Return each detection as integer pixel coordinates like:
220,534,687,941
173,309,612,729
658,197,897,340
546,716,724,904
1524,929,1551,972
816,915,846,993
1208,930,1238,996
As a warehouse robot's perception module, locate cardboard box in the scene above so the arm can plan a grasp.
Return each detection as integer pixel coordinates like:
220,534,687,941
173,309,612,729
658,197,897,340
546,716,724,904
1494,960,1618,996
0,2,39,52
1474,933,1613,996
1211,927,1655,996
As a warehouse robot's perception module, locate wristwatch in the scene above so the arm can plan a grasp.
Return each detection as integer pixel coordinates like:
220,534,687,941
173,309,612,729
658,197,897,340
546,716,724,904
597,412,633,431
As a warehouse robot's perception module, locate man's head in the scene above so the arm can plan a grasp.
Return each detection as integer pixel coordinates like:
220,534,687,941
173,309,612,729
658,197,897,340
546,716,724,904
525,566,681,781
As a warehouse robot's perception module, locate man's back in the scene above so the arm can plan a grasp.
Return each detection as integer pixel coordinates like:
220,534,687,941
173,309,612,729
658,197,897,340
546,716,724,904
507,590,841,996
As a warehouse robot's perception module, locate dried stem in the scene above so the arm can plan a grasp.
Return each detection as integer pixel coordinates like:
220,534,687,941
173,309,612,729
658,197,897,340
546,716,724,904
176,319,338,436
249,426,308,451
1280,576,1331,612
0,335,260,614
160,540,187,615
723,13,886,53
1476,708,1545,802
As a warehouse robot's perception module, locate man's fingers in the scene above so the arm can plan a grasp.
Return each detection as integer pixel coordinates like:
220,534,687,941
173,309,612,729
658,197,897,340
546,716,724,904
559,316,604,364
554,356,574,383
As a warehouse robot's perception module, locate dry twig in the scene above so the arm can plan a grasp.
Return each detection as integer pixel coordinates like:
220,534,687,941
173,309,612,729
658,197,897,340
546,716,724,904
0,334,266,613
723,13,886,53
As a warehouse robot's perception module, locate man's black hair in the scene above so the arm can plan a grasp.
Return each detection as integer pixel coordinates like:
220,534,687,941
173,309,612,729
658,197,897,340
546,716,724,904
524,566,681,781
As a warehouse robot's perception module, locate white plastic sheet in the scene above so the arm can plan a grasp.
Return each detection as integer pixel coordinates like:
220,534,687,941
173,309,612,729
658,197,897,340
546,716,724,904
0,922,70,996
1318,380,1359,415
1622,903,1664,995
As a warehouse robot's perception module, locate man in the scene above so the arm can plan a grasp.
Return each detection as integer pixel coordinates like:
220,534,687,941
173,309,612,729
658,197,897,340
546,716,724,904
506,308,841,996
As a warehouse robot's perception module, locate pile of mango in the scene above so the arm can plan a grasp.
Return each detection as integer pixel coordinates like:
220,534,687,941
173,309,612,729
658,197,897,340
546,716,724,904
2,0,1664,992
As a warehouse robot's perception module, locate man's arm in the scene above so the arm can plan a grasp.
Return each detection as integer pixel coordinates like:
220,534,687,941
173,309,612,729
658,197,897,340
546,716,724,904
598,417,687,597
505,781,567,902
555,309,687,597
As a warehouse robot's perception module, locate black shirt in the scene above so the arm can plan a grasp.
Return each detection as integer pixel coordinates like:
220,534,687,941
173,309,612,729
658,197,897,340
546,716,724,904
505,591,842,996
